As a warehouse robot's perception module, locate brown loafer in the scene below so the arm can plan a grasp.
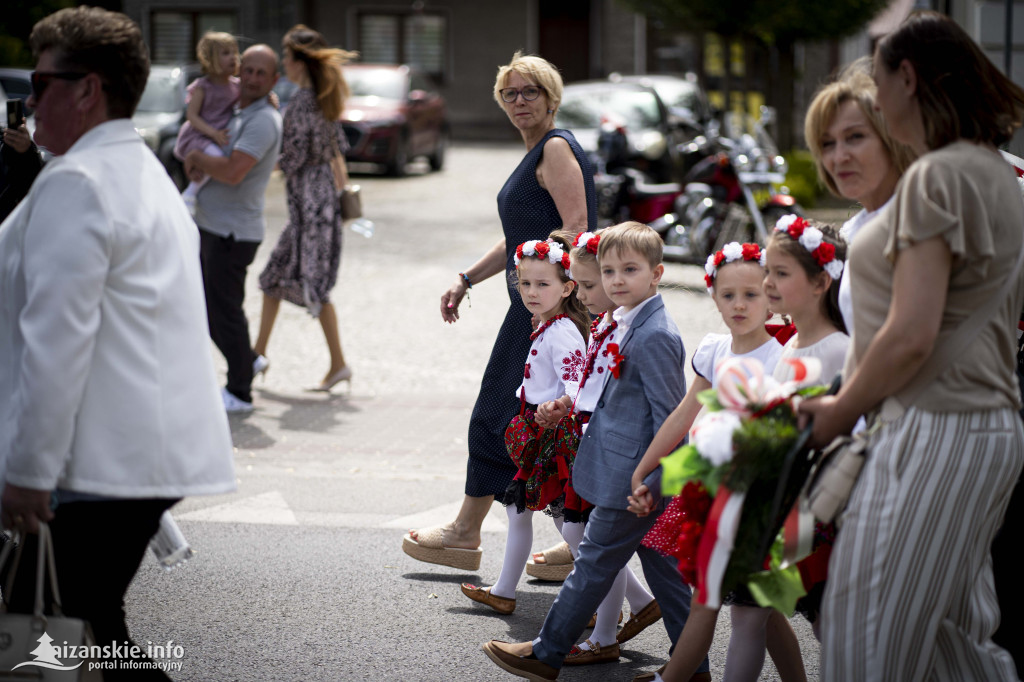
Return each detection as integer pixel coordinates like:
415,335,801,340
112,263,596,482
617,599,662,644
460,583,515,615
563,639,620,666
481,640,558,681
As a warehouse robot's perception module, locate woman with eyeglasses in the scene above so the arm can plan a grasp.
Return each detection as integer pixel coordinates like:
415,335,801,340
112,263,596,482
403,52,597,575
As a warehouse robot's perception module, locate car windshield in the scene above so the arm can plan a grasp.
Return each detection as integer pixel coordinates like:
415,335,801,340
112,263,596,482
557,88,661,130
345,68,405,100
137,69,184,113
649,81,702,113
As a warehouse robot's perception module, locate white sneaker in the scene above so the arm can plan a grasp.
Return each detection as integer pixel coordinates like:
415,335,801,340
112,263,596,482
221,387,253,414
253,354,269,379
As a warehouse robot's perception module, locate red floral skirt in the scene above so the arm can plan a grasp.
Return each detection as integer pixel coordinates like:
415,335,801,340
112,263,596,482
502,408,593,515
642,481,713,587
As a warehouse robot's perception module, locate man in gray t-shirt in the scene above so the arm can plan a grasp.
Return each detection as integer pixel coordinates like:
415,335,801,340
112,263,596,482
184,45,282,413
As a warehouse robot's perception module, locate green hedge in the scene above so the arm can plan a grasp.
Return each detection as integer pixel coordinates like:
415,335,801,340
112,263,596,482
780,149,823,209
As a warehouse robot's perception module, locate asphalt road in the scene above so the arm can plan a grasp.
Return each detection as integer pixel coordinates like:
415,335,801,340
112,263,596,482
124,144,837,681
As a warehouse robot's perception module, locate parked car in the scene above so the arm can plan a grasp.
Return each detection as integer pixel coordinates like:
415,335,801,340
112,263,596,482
556,80,697,184
132,64,201,190
611,73,713,128
341,64,448,176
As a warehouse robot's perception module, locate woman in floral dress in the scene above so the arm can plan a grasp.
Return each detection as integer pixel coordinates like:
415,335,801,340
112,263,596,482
253,24,357,391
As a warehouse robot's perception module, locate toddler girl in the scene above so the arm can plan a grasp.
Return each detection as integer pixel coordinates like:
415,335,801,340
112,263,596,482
535,231,662,664
460,233,588,615
630,241,806,682
174,31,241,213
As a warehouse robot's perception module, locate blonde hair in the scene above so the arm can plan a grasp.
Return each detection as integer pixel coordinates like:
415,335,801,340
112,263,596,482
493,51,563,114
196,31,239,77
283,24,357,122
597,221,663,269
804,58,915,198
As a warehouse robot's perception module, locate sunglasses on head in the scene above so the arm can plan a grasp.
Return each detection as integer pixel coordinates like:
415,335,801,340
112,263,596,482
30,71,89,99
499,85,544,103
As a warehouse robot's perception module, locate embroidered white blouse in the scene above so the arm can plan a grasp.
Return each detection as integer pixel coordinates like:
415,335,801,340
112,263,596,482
573,312,618,413
515,317,586,404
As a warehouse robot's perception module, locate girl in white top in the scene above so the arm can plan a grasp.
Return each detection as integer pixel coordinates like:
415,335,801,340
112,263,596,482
535,231,661,662
631,242,806,682
765,216,850,386
460,235,588,615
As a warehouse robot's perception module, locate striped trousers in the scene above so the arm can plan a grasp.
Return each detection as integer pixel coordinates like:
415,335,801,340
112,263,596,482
821,407,1023,682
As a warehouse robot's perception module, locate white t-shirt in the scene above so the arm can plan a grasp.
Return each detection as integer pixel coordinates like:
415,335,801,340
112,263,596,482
838,201,891,333
515,316,586,404
691,333,784,388
774,331,850,385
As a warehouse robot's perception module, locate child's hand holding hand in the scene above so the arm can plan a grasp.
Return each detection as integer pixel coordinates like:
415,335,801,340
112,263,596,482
535,400,568,429
213,129,230,146
627,482,654,517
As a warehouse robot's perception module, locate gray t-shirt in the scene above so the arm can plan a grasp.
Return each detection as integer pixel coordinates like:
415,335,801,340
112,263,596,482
195,99,282,242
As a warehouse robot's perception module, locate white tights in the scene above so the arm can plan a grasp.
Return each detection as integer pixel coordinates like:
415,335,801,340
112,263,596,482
491,506,536,599
560,520,655,648
723,605,770,682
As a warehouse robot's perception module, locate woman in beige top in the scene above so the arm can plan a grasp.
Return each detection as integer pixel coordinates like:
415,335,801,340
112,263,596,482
801,11,1024,681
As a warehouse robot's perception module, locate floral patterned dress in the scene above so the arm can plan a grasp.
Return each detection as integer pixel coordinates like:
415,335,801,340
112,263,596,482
258,88,347,317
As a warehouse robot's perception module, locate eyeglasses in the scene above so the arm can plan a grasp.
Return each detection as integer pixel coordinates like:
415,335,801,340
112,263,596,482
30,71,89,99
499,85,544,103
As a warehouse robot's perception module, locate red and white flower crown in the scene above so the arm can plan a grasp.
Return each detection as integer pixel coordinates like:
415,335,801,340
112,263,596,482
704,242,766,294
573,231,600,255
773,215,844,281
515,239,572,278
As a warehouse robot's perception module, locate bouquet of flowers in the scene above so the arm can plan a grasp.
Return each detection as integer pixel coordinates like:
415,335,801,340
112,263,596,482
646,357,826,612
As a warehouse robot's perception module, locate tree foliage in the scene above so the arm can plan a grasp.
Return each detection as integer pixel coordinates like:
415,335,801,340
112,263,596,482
618,0,888,45
0,0,76,67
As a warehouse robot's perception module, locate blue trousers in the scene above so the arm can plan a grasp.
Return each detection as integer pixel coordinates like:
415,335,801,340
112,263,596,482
532,503,710,673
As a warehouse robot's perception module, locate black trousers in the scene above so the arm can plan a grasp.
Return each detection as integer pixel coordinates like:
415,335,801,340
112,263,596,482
199,229,260,403
6,498,178,681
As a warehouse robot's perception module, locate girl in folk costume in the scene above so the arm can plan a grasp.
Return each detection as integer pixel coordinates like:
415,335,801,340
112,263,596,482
460,232,589,615
633,242,807,682
532,231,662,665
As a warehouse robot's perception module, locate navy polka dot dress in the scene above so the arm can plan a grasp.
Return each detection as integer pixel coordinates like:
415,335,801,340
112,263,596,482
464,129,597,497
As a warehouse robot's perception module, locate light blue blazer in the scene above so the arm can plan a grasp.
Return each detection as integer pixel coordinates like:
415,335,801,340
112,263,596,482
572,295,686,509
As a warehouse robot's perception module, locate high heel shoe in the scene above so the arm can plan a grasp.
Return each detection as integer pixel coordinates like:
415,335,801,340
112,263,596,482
315,366,352,392
253,354,270,380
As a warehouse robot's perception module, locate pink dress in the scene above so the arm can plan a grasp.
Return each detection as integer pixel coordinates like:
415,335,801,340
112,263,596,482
173,75,240,160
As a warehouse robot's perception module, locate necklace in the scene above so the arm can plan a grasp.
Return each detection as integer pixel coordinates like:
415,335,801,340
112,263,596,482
577,313,618,390
530,313,568,341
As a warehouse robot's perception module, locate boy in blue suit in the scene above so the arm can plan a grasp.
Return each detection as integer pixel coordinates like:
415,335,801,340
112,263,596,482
483,222,710,681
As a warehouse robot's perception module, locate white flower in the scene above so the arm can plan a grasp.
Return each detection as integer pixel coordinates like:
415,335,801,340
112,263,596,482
692,411,742,466
824,259,844,281
705,253,717,278
722,241,743,262
798,226,823,252
774,214,799,233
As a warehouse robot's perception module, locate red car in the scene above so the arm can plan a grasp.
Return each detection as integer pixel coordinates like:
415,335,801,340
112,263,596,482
341,64,448,176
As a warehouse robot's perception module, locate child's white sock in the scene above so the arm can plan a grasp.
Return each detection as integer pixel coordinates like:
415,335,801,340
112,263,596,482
491,505,533,600
624,567,656,612
589,569,627,647
559,520,585,558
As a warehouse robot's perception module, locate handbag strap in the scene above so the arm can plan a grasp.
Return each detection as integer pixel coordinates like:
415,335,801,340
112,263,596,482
890,238,1024,413
0,523,65,617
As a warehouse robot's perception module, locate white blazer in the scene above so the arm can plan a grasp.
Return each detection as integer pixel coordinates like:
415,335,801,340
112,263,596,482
0,119,236,498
